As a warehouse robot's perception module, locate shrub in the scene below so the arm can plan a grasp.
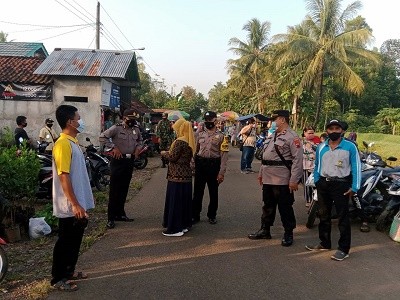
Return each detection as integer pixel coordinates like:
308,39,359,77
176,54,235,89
0,126,15,147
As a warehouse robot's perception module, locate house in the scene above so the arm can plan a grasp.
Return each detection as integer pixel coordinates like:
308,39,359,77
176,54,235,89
0,46,141,144
0,42,48,59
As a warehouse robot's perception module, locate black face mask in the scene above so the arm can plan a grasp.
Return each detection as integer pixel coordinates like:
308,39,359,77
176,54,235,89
47,124,53,128
328,132,342,141
126,120,136,128
204,121,215,130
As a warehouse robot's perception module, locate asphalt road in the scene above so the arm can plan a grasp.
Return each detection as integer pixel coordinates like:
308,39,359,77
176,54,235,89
48,148,400,300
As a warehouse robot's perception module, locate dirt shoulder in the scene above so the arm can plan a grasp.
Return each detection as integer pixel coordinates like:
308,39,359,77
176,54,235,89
0,156,161,300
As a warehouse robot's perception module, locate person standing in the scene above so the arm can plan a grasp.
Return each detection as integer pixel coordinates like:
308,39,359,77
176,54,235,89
302,126,321,206
192,111,229,225
239,118,257,174
161,119,196,236
51,105,94,291
14,115,33,148
156,112,174,168
99,109,142,229
306,119,361,261
248,110,303,247
39,118,59,154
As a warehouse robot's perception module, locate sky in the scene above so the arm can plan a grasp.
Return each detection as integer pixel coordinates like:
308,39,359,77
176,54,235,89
1,0,398,96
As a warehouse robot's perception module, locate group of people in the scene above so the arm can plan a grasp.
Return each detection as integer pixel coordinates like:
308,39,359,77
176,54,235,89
45,104,362,292
14,115,59,153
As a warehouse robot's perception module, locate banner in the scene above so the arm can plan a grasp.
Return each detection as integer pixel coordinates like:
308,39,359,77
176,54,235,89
0,82,52,101
101,79,120,109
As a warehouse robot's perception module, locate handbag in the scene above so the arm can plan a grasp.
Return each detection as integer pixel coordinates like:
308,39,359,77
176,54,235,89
239,128,253,151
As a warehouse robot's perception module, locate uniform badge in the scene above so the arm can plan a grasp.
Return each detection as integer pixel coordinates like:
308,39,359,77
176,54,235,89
294,138,301,148
336,160,343,168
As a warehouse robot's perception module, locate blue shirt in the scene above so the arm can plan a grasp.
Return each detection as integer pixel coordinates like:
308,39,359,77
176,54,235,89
314,138,361,192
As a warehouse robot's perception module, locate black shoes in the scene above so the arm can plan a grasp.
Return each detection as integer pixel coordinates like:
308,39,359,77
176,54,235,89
115,216,134,222
208,218,217,225
248,228,272,240
106,220,115,229
281,233,293,247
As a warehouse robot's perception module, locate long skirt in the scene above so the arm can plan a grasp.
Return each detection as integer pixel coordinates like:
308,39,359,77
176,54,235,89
163,181,192,233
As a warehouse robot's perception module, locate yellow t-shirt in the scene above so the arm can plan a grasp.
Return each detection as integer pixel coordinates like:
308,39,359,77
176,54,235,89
53,133,78,175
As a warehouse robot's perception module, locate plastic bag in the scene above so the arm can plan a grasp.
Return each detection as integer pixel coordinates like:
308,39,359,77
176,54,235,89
29,217,52,239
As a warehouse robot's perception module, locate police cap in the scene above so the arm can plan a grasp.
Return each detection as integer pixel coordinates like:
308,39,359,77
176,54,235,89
271,110,290,119
45,118,54,124
123,109,139,119
204,111,217,121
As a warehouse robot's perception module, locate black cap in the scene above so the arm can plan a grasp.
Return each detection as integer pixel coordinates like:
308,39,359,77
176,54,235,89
326,119,344,129
204,111,217,121
123,109,139,118
45,118,54,124
162,112,168,118
271,110,290,119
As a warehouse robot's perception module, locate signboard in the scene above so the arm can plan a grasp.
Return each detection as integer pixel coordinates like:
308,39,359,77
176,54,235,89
0,82,52,101
101,79,120,109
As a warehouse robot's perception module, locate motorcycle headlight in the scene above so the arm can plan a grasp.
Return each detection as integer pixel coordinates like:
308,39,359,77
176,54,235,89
366,157,379,165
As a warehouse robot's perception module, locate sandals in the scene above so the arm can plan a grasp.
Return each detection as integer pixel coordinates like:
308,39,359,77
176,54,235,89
70,271,88,280
53,280,79,292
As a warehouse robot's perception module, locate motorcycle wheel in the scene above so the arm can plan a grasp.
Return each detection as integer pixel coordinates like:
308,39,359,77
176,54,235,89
94,170,110,191
134,156,148,170
306,200,319,229
376,208,396,232
255,148,263,160
0,246,8,283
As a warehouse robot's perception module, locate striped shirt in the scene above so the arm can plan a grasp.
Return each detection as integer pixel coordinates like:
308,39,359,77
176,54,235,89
314,138,361,192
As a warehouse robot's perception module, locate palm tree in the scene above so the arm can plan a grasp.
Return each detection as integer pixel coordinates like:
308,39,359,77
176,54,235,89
273,0,380,127
227,18,272,113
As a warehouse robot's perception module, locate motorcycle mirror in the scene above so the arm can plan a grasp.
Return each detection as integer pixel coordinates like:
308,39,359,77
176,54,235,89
86,137,91,142
387,156,397,161
362,141,368,149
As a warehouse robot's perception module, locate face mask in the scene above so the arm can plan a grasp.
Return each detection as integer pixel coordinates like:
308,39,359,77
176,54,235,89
23,123,27,128
204,121,215,130
328,132,341,141
270,121,276,130
47,124,53,128
74,119,85,133
126,119,136,128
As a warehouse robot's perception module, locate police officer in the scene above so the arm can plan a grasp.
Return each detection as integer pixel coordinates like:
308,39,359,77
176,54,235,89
192,111,229,225
248,110,303,246
39,118,59,154
99,109,142,229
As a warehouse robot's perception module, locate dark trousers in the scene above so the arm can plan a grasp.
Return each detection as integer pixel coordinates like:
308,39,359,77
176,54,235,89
108,157,134,220
240,146,255,170
192,156,221,219
51,217,86,285
261,184,296,232
316,179,351,253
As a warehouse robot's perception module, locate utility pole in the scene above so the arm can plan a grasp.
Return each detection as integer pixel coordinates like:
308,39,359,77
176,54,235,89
96,1,100,49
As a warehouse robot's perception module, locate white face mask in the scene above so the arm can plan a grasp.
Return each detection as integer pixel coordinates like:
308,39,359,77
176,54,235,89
73,119,85,133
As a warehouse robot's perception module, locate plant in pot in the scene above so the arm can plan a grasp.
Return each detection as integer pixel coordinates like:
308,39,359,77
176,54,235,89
0,145,41,242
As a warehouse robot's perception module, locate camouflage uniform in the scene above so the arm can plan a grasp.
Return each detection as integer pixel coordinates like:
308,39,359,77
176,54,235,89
156,118,174,167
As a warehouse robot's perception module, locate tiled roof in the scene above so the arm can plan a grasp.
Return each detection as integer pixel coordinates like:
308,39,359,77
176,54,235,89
0,56,52,84
0,42,48,57
34,48,140,83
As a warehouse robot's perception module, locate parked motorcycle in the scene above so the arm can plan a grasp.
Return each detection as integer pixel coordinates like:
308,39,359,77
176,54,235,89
0,236,7,283
35,141,53,199
254,133,267,160
84,138,111,191
376,177,400,231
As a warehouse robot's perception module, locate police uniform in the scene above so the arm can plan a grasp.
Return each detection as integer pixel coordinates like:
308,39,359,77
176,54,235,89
99,109,142,228
39,118,59,153
192,111,229,224
248,110,303,246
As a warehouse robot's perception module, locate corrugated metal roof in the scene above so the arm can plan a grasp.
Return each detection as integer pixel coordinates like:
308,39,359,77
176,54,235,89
0,42,48,57
34,49,136,79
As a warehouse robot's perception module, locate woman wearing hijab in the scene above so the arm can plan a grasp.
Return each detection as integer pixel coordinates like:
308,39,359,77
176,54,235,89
160,119,196,236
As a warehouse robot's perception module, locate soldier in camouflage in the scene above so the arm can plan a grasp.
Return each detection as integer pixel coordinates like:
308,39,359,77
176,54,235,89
156,112,174,168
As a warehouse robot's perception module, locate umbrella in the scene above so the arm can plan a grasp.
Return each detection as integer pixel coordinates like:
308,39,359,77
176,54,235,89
220,111,239,121
167,110,190,121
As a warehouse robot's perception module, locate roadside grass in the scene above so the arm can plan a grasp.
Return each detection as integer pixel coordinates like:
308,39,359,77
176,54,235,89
357,133,400,164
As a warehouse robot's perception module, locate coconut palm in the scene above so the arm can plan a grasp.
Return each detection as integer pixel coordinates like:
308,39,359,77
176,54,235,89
227,18,272,113
273,0,380,127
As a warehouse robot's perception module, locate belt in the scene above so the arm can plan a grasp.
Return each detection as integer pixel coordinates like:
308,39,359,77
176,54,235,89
262,160,292,166
321,176,351,182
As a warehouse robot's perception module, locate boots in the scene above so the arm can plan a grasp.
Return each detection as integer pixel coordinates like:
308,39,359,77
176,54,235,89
248,226,271,240
281,231,293,247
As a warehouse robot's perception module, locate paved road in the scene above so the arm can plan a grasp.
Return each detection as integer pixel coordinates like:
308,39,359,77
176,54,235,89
49,148,400,300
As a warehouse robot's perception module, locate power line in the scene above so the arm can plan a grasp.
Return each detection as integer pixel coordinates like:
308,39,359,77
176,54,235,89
7,24,92,34
0,20,89,28
38,25,93,42
54,0,95,28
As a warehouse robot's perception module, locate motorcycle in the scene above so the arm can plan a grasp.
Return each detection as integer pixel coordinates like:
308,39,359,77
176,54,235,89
376,176,400,231
35,141,53,199
84,138,111,191
254,132,267,160
0,236,7,283
305,167,390,229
